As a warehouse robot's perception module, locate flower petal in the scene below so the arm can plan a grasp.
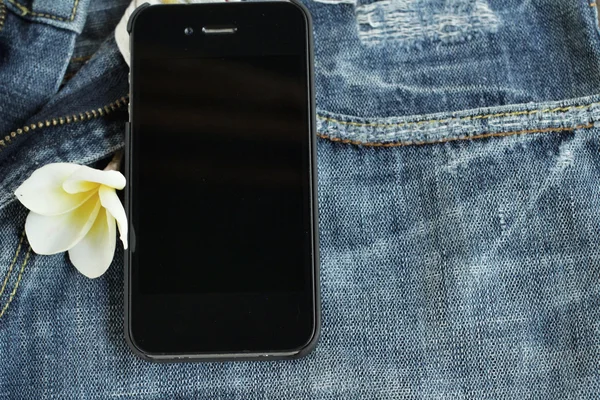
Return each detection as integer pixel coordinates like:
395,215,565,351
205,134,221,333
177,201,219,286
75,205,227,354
99,185,128,249
63,165,126,193
62,180,100,194
25,195,102,255
68,209,116,279
15,163,97,216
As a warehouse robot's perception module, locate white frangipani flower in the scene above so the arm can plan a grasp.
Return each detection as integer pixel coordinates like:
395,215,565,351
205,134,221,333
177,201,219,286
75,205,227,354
14,157,127,279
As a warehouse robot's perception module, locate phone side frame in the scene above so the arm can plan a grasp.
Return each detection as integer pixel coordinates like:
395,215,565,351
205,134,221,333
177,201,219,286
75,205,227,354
123,0,320,362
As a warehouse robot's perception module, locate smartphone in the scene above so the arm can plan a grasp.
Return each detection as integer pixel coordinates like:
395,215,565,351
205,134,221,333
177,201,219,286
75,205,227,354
125,1,319,361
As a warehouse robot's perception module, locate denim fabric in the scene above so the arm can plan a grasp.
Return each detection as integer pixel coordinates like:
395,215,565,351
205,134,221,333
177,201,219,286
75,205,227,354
3,0,89,31
312,0,600,117
65,0,130,86
1,0,600,398
0,4,73,132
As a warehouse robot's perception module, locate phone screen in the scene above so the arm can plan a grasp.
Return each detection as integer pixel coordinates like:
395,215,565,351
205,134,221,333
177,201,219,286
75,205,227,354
128,3,317,356
138,55,308,294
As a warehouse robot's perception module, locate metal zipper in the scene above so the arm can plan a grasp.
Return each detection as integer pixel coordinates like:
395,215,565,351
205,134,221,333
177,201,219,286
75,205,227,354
0,96,129,151
0,0,6,32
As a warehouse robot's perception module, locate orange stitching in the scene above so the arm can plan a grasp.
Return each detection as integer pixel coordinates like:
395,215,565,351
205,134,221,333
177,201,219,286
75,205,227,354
318,123,595,147
70,0,79,21
70,55,92,63
6,0,79,22
0,231,24,299
318,103,595,129
0,246,31,320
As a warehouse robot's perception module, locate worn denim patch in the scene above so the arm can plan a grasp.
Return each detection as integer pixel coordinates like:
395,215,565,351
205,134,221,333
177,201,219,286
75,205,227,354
355,0,500,47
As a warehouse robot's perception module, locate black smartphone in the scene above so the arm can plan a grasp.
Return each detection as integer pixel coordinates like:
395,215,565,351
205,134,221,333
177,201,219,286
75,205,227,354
125,1,319,361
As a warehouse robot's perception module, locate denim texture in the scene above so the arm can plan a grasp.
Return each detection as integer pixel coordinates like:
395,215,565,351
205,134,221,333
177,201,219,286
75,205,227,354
0,0,599,398
3,0,90,31
312,0,600,117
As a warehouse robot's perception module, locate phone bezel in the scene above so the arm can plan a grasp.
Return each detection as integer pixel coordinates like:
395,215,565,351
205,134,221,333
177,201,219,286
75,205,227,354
124,1,320,362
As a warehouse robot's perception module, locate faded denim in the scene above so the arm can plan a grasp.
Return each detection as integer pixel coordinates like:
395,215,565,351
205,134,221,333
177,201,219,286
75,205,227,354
0,0,599,398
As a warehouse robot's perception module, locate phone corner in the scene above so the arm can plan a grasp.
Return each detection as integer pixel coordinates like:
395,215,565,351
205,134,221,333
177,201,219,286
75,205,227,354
293,324,322,360
127,2,153,34
290,298,322,359
123,319,157,363
286,0,314,26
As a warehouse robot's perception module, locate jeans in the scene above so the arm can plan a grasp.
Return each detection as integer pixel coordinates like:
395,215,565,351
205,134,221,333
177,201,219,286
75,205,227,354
0,0,599,398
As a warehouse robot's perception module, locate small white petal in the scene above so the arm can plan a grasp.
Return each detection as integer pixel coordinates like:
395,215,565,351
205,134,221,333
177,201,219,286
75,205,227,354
63,165,126,193
15,163,96,216
99,185,128,249
68,209,116,279
25,195,102,255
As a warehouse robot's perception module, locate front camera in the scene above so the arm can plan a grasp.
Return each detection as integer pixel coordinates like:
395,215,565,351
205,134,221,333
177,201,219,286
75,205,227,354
184,27,194,36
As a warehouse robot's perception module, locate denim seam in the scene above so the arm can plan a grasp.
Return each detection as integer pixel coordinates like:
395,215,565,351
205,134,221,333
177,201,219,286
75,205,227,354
318,123,595,147
6,0,79,22
0,246,31,320
0,231,24,301
317,104,596,128
0,0,6,31
590,0,600,45
317,99,600,145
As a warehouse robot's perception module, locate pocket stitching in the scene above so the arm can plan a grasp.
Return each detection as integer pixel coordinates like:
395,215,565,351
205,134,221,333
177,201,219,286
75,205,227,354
317,103,596,129
318,97,600,145
0,245,31,321
318,123,594,147
6,0,79,22
0,230,24,300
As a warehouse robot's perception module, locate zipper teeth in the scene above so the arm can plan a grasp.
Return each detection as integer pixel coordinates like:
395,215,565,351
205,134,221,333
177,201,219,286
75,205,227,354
0,96,129,151
0,0,6,32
